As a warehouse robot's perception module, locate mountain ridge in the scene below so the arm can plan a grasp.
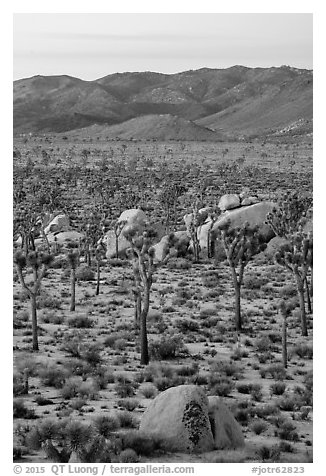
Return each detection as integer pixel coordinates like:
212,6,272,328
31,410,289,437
13,65,313,139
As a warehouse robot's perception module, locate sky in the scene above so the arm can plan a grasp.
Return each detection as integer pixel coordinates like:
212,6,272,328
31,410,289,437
13,13,313,80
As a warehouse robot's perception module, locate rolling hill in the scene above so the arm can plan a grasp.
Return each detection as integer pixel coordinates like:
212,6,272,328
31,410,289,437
61,114,223,142
13,66,313,139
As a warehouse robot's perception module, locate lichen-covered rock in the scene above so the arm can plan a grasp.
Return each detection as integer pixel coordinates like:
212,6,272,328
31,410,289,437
208,397,245,449
218,194,241,211
139,385,214,453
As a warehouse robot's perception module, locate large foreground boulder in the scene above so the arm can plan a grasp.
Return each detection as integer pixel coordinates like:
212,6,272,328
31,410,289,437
212,201,277,241
208,397,245,449
140,385,215,453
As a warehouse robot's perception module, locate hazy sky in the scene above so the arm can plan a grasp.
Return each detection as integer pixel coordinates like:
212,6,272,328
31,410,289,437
13,13,312,80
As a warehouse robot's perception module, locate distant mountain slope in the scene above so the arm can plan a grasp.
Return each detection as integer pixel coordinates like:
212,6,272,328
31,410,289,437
61,114,223,141
13,66,313,138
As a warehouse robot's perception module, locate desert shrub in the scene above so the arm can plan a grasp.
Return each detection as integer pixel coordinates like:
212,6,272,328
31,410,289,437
64,420,94,453
255,404,280,419
212,361,243,379
278,394,301,412
114,381,136,398
37,293,62,310
304,371,313,392
13,399,36,419
199,307,217,318
75,265,95,281
77,379,99,400
201,316,220,328
209,376,235,397
189,374,209,385
92,415,120,437
275,421,299,441
119,448,139,463
233,407,251,426
264,364,287,381
13,373,28,396
201,270,219,288
113,338,128,351
13,310,29,329
38,365,67,388
279,284,297,298
35,396,54,406
68,315,95,329
61,377,98,400
149,335,187,360
176,363,199,377
118,399,139,412
278,441,295,453
167,258,191,270
231,348,249,361
236,383,263,401
162,305,176,313
40,310,64,325
65,359,92,378
270,382,287,396
175,318,199,333
292,344,313,359
139,384,157,399
243,275,269,289
176,288,192,300
256,445,281,462
81,344,103,366
251,420,268,435
117,411,137,428
255,336,271,352
121,431,158,456
154,375,186,392
93,367,115,389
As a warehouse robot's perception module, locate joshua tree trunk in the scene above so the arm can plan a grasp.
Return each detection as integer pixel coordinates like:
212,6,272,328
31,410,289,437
133,290,141,329
305,276,312,313
234,281,242,332
230,266,242,332
282,312,288,368
70,268,76,311
115,234,119,259
95,259,100,296
296,275,308,336
30,293,39,351
140,285,150,365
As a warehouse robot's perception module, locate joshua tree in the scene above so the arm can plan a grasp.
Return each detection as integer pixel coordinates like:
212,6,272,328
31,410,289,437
95,245,106,296
215,221,267,332
113,220,127,259
279,300,292,369
67,249,79,311
275,232,313,337
14,251,54,351
124,226,176,365
266,191,313,311
187,201,209,262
